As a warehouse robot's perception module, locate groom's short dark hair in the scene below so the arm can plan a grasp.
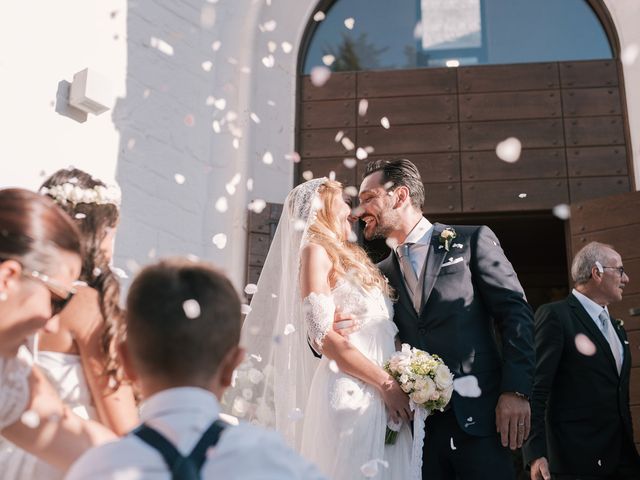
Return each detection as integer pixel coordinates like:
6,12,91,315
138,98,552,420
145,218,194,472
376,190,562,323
125,258,241,382
363,158,425,210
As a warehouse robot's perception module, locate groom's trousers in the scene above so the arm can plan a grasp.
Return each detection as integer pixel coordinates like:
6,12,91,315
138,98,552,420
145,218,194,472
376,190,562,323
422,409,514,480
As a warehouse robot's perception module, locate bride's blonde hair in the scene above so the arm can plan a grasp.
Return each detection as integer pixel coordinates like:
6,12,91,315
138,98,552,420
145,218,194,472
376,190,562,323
306,180,392,296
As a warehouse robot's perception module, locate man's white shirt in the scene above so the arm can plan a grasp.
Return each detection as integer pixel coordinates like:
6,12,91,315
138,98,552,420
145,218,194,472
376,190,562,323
65,387,326,480
395,216,433,277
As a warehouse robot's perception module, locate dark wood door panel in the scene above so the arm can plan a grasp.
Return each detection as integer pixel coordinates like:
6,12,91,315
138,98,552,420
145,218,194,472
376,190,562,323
463,179,569,212
300,100,356,129
361,153,460,184
462,149,566,181
300,72,356,101
358,124,459,155
569,191,640,235
567,146,628,177
300,128,356,158
571,223,640,262
629,331,640,368
569,176,630,203
423,183,462,214
459,90,561,121
559,60,618,88
460,119,564,151
632,371,640,406
247,232,271,266
357,68,457,97
564,116,626,147
610,294,640,331
298,157,358,187
358,95,457,126
458,63,559,93
562,88,621,117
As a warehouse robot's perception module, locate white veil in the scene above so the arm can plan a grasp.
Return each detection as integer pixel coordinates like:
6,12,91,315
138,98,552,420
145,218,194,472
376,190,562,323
223,178,328,450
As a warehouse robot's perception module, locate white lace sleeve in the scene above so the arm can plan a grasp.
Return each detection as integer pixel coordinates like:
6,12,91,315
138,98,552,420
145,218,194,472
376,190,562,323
0,345,33,430
303,292,336,350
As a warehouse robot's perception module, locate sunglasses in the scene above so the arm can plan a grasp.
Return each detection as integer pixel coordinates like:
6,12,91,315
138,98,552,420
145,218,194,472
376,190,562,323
27,271,77,316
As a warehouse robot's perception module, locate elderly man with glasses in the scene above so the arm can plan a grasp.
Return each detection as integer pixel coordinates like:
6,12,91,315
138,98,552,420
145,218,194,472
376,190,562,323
523,241,640,480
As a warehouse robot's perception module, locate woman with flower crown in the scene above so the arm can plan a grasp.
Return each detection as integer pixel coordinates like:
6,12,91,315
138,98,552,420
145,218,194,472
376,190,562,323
0,169,138,479
225,178,414,479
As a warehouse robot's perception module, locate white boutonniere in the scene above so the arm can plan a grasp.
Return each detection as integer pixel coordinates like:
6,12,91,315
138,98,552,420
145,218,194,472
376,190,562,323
439,227,457,252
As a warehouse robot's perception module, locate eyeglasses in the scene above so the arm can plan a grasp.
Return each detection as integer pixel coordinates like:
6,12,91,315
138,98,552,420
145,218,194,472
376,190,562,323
27,271,77,316
601,266,625,278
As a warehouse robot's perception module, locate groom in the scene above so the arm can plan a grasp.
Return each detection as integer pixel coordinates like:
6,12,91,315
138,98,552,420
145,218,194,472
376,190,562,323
353,158,535,479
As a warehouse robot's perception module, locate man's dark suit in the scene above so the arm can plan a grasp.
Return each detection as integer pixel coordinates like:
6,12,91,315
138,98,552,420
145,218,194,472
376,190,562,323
522,293,639,478
378,223,535,478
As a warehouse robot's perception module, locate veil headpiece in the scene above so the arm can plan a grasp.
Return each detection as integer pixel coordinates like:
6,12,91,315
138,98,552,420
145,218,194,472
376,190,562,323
222,178,328,449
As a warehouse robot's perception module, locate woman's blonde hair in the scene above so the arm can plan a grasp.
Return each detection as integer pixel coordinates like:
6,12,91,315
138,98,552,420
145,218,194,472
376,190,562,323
306,180,392,296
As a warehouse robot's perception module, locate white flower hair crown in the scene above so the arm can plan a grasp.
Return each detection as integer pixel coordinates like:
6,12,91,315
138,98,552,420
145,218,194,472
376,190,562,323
40,183,122,208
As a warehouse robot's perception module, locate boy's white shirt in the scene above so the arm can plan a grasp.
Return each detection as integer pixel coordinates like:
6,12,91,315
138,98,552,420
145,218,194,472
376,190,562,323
65,386,326,480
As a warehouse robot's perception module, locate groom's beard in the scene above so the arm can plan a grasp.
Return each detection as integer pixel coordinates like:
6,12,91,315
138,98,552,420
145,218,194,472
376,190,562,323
363,210,399,241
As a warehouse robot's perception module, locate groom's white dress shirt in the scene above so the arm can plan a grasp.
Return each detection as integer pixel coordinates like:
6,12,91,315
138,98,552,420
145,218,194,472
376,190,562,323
65,387,326,480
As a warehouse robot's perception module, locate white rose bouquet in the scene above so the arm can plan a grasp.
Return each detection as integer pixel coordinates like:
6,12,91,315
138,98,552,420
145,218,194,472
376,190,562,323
384,343,453,444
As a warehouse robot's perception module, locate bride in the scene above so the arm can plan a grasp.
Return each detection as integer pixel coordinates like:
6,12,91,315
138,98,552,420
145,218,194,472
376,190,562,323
227,178,413,479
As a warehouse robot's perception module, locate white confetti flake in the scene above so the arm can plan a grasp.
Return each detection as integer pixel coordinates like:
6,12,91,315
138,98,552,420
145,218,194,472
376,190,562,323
184,114,195,127
495,137,522,163
212,233,227,249
215,197,228,213
211,40,222,51
267,41,277,53
343,158,357,169
380,116,391,129
364,146,375,154
249,199,267,214
347,230,358,243
344,17,355,30
250,112,261,124
143,88,151,99
453,375,482,398
247,178,254,191
250,354,262,363
262,55,275,68
310,66,331,87
518,193,527,199
293,219,306,231
313,11,326,22
329,360,340,373
232,138,240,149
150,37,174,56
126,259,140,275
244,283,258,295
344,186,358,197
127,138,136,150
575,333,597,356
74,213,86,220
111,267,128,279
446,59,460,68
201,60,213,72
284,323,296,335
385,237,399,250
597,459,602,467
214,98,226,110
200,5,216,28
358,99,369,117
262,20,277,32
212,120,221,133
21,410,40,429
383,181,395,190
334,130,345,142
182,299,201,319
174,174,186,184
205,96,215,106
450,437,457,450
262,152,274,165
341,137,355,151
356,147,368,160
552,203,570,220
281,41,293,53
287,408,304,421
302,170,314,181
413,21,423,40
621,44,639,67
285,151,301,163
241,304,252,315
267,100,276,107
322,54,336,66
147,248,156,259
360,459,388,478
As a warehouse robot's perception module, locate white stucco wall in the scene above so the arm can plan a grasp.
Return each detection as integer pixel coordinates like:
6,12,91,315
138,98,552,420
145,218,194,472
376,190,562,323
0,0,639,289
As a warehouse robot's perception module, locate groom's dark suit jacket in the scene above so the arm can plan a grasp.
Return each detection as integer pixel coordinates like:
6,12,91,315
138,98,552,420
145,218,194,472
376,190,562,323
522,294,636,476
378,223,535,437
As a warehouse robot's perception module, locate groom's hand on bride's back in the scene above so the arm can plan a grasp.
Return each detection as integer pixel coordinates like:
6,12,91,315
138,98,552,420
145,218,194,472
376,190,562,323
333,310,358,336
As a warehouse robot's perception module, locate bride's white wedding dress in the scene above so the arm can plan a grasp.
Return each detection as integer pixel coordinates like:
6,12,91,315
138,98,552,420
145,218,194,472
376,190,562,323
0,350,98,479
301,278,413,479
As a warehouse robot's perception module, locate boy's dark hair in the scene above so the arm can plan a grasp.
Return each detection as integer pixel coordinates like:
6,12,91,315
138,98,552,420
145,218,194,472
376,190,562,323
125,258,242,383
363,158,425,210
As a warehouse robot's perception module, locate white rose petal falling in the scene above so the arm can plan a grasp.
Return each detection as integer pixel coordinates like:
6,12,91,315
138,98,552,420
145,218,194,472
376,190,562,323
283,323,296,335
310,66,331,87
380,116,391,129
575,333,597,356
313,11,326,22
248,199,267,214
20,410,40,429
262,152,274,165
621,44,639,67
356,147,368,160
201,61,213,72
322,54,335,66
518,193,527,199
281,41,293,53
244,283,258,295
552,203,571,220
182,299,201,319
495,137,522,163
215,197,228,213
329,360,340,373
358,99,369,117
452,375,482,398
302,170,314,181
174,174,186,185
343,158,357,169
344,17,355,30
212,233,227,249
240,304,252,315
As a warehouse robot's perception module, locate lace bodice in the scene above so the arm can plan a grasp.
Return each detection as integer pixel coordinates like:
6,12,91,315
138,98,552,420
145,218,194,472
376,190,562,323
0,345,33,430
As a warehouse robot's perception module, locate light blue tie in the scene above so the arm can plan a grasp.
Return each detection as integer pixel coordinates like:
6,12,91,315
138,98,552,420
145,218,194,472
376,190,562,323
398,243,420,311
599,309,622,374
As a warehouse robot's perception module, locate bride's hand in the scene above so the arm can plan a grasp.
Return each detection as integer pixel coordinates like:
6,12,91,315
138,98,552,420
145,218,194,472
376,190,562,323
333,310,358,337
379,375,412,423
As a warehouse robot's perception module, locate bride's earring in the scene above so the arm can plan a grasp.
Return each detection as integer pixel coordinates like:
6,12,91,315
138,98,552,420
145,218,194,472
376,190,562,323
0,291,8,301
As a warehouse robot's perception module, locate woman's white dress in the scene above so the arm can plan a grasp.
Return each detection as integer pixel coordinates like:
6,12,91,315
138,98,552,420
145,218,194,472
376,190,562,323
300,279,413,479
0,351,98,479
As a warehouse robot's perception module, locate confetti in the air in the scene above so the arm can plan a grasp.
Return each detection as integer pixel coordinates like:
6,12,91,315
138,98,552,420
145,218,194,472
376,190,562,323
174,173,186,184
341,137,355,151
385,238,399,250
127,138,136,150
334,130,345,142
322,54,336,66
575,333,596,356
358,99,368,116
518,193,527,199
201,61,213,72
250,112,261,124
214,98,226,110
302,170,314,181
413,21,423,39
212,120,221,133
496,137,522,163
215,197,228,212
552,203,570,220
329,360,340,373
310,66,331,87
232,138,240,149
183,299,201,319
262,152,274,165
284,323,296,335
285,152,301,163
125,259,140,275
281,41,293,53
200,5,216,28
183,114,195,127
446,59,460,68
244,283,258,295
261,20,277,32
380,116,391,129
360,459,389,478
212,233,227,249
450,438,457,450
287,408,304,421
150,37,174,56
241,304,252,315
348,230,358,242
211,40,222,51
267,41,277,53
453,375,482,398
356,148,368,160
313,11,326,22
262,55,275,68
74,213,86,220
383,181,395,190
344,17,355,30
621,44,639,67
343,158,357,169
249,199,267,214
247,178,254,191
20,410,40,429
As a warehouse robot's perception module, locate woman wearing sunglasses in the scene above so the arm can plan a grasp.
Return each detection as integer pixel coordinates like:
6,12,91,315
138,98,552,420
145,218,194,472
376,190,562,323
0,188,114,474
